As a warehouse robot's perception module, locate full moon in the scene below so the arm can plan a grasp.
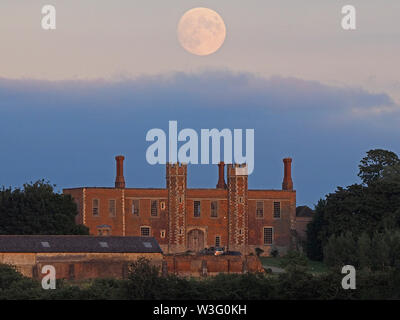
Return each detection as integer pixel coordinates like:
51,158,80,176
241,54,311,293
177,7,226,56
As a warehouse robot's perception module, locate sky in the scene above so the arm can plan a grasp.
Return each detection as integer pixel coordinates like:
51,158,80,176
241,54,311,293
0,1,399,207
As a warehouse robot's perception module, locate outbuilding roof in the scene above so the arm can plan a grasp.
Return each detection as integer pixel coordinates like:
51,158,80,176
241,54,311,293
296,206,314,217
0,235,162,254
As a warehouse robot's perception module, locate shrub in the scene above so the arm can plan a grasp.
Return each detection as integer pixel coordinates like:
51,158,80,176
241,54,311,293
125,257,162,299
255,247,264,257
270,247,279,258
279,250,308,272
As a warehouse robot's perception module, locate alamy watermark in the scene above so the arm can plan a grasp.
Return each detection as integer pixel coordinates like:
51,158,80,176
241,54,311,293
40,4,357,31
341,265,356,290
146,121,255,174
41,265,56,290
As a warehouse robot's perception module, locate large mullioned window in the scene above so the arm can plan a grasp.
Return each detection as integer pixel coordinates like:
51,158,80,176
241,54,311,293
273,202,281,219
194,201,201,217
256,201,264,218
263,227,273,245
211,201,218,218
141,226,150,237
132,200,139,216
108,199,116,217
92,199,99,216
151,200,158,217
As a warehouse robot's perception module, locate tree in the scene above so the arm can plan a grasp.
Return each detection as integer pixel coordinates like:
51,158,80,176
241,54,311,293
322,230,400,272
0,264,44,299
382,163,400,185
357,232,371,270
0,180,88,235
358,149,400,185
306,199,327,261
323,232,358,268
306,149,400,261
125,257,163,299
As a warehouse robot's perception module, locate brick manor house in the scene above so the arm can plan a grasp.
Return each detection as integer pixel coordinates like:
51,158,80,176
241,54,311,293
63,156,297,255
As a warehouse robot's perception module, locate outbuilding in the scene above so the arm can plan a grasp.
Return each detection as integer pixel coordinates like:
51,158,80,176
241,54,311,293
0,235,163,280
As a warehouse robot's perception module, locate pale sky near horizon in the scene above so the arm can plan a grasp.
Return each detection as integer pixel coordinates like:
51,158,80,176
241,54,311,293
1,0,400,101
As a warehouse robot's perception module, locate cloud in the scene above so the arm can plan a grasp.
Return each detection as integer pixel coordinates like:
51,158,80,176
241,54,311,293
0,70,399,207
0,70,397,116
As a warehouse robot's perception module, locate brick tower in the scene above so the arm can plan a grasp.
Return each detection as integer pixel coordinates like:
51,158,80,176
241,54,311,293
166,163,187,253
227,164,249,253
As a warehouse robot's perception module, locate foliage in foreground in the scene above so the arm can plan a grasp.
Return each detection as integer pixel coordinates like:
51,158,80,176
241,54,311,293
1,257,400,300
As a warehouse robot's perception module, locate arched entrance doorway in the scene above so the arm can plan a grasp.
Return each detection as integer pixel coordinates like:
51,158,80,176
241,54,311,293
187,229,205,252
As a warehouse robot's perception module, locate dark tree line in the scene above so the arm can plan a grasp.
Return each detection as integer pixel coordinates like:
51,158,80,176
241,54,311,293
0,180,88,235
306,149,400,262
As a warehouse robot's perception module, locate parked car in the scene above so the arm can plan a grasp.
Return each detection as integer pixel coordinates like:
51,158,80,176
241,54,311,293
199,247,214,255
224,251,241,256
214,247,224,256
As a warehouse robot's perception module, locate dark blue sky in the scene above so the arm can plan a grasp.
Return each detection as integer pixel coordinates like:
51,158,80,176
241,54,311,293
0,71,399,207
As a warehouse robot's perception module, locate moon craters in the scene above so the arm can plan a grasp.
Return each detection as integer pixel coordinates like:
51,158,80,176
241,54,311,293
178,7,226,56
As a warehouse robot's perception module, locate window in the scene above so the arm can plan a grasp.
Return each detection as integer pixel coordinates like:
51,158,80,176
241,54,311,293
41,242,50,248
151,200,158,217
179,196,183,204
160,201,166,210
263,227,273,245
109,199,116,217
211,201,218,218
143,242,152,248
132,200,139,216
194,201,201,217
160,230,166,238
239,197,244,203
273,202,281,219
99,241,108,248
97,226,111,236
215,236,221,247
93,199,99,216
141,226,150,237
256,201,264,218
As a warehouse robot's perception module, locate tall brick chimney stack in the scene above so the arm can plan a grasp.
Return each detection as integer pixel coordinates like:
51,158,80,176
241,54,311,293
115,155,126,189
216,162,227,189
282,158,293,191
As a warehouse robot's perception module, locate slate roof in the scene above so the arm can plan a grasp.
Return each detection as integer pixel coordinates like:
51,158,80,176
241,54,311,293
0,235,162,254
296,206,314,217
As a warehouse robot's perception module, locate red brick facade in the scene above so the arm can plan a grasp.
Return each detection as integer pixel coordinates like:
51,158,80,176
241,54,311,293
63,157,297,255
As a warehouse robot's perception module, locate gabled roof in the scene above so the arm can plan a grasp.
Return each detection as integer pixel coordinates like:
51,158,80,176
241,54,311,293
296,206,314,217
0,235,162,254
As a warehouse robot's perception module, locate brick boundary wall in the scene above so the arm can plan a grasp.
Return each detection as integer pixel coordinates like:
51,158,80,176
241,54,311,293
1,253,263,280
163,254,264,277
